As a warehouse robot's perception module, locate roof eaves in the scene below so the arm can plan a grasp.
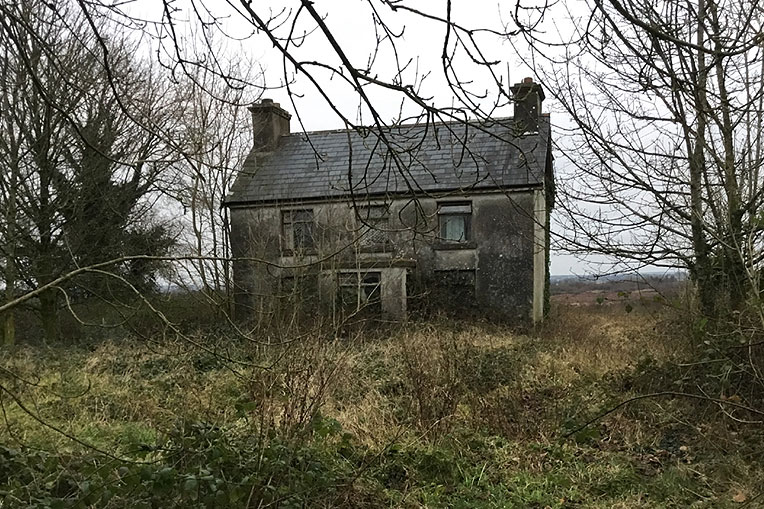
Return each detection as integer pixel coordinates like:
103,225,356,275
223,181,545,208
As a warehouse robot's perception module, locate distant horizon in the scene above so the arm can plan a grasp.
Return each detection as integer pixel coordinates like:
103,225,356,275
549,251,688,277
550,270,687,280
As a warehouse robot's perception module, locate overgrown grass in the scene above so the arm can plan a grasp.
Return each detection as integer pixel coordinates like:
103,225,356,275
1,304,762,507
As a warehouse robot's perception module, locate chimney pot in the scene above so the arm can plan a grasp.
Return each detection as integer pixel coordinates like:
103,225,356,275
523,77,534,84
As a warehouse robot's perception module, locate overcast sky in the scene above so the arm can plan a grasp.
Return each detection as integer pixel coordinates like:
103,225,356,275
132,1,615,275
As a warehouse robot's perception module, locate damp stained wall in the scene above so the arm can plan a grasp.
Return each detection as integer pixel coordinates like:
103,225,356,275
228,189,548,323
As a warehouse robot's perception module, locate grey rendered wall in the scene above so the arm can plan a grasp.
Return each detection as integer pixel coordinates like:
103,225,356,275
393,191,538,321
229,189,543,323
229,207,281,321
473,193,537,321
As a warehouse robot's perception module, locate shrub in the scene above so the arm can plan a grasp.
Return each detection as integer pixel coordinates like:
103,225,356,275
0,415,361,509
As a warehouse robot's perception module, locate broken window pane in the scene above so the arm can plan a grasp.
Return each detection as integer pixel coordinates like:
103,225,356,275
356,205,389,247
282,209,315,251
293,221,314,248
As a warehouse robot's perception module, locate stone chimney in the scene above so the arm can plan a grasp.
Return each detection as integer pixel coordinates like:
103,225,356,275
249,98,291,152
509,77,545,134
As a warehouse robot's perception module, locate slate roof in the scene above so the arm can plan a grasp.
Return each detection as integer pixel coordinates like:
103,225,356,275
225,114,551,206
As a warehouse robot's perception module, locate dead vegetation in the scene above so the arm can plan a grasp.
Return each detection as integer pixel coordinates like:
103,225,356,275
0,303,762,507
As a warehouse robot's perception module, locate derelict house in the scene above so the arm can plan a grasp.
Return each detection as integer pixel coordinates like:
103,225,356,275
223,78,554,324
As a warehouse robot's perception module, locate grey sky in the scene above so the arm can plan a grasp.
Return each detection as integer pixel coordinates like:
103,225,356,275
133,1,600,275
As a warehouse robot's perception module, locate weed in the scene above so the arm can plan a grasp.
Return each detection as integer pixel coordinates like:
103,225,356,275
1,306,763,507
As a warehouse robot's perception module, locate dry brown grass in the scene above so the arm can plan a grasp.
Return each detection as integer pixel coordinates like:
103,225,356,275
539,305,691,379
0,304,693,452
2,303,763,507
322,303,709,453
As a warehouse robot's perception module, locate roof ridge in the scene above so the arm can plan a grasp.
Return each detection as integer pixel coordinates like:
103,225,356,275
283,115,532,137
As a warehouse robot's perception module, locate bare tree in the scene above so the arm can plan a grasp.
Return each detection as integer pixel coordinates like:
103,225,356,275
0,37,21,345
516,0,764,315
0,2,179,341
0,1,543,327
1,1,528,190
170,47,260,317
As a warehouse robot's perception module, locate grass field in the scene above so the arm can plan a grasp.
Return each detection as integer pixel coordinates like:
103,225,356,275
1,303,762,507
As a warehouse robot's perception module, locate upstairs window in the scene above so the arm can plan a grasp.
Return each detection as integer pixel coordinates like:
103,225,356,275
282,209,315,251
437,202,472,243
357,205,389,248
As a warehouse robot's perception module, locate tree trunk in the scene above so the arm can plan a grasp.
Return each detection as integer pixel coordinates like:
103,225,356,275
1,41,18,346
2,312,14,346
3,171,17,346
707,0,747,310
690,0,716,316
38,288,59,343
222,205,233,318
3,233,15,346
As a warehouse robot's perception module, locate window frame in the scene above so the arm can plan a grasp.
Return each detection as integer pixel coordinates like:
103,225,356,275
281,208,315,253
336,270,382,314
437,201,472,244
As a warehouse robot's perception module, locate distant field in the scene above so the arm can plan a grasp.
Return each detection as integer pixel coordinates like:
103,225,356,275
0,305,762,507
551,275,686,307
552,287,665,306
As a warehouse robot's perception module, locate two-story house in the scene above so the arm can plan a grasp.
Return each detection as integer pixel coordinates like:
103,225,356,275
224,78,554,324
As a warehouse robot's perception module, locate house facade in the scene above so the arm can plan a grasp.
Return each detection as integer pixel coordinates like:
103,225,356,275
224,79,554,324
